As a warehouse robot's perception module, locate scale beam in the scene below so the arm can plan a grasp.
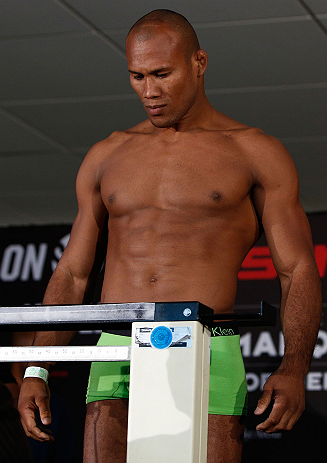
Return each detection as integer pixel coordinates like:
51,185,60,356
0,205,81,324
0,301,276,330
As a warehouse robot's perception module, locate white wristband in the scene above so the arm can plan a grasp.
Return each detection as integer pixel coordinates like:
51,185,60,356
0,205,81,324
24,366,49,383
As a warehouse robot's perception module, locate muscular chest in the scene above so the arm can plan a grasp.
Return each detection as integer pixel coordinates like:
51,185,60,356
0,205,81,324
99,136,253,217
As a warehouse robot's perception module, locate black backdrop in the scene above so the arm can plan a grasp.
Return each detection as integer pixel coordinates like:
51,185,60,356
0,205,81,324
0,212,326,462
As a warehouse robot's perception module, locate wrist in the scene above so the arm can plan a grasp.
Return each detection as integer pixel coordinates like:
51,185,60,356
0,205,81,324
28,361,52,371
24,366,49,383
279,355,310,379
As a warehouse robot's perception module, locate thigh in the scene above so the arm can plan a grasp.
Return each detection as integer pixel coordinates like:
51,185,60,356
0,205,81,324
83,399,128,463
86,332,131,404
209,334,247,416
207,414,244,463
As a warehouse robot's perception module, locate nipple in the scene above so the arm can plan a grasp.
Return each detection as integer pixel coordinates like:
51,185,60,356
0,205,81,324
211,191,222,202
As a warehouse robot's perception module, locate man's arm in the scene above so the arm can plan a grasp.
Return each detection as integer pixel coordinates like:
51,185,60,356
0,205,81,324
250,131,322,433
18,141,109,441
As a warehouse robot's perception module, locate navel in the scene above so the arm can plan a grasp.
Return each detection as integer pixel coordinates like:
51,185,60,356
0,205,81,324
149,277,158,284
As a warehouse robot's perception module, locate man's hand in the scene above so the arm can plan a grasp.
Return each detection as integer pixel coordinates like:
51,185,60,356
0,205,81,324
254,367,305,433
18,377,54,442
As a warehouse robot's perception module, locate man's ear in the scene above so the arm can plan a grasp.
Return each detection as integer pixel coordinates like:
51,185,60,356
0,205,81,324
195,49,208,77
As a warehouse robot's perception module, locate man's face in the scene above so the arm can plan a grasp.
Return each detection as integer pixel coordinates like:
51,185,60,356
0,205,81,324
126,29,199,128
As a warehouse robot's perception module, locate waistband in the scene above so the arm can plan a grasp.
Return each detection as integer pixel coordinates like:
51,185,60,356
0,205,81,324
210,322,239,337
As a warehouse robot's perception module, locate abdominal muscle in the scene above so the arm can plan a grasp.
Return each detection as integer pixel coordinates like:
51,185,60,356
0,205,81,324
100,209,256,313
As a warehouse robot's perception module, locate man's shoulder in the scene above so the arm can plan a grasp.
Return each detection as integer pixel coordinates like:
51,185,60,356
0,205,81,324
229,125,272,144
89,120,153,153
234,127,298,187
210,113,280,149
125,119,155,135
231,126,291,162
88,130,133,152
106,119,154,139
80,120,153,167
222,124,297,186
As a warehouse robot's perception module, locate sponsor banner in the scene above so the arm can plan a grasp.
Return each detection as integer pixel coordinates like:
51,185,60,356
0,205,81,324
0,225,71,306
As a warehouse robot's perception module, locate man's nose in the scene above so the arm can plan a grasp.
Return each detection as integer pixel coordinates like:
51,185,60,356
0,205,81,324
143,77,161,99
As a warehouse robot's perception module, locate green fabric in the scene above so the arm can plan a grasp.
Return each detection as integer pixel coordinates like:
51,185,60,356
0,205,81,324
86,331,247,416
209,334,248,415
86,333,131,401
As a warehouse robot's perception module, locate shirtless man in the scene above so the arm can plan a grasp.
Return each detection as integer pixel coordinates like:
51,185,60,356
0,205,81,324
18,9,321,463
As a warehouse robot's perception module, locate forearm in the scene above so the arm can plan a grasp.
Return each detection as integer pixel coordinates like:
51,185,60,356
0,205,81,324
43,262,93,305
29,331,77,371
280,263,322,377
29,264,89,369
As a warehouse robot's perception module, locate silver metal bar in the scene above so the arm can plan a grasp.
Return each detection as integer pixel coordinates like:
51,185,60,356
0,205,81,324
0,345,131,362
0,302,155,326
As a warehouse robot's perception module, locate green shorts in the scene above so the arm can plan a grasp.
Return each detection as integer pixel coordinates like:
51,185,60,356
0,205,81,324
86,327,247,416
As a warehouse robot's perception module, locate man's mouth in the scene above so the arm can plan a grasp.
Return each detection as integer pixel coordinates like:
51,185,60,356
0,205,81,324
145,104,166,116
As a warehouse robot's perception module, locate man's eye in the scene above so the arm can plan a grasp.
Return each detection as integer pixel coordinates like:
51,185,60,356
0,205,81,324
157,73,168,78
133,75,143,80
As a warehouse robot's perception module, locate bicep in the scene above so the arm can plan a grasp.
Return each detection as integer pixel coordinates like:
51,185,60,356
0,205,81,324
259,195,314,279
252,141,315,278
56,154,108,280
62,204,108,280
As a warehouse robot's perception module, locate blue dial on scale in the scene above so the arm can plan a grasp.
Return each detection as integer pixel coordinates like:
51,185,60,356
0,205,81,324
150,326,173,349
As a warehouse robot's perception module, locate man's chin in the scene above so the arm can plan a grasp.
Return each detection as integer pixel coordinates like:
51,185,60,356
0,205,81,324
148,116,176,129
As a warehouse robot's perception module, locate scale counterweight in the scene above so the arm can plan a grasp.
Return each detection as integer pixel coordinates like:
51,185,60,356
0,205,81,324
0,345,131,362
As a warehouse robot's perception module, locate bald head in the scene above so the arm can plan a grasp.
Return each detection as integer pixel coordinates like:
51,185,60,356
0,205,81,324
126,9,200,60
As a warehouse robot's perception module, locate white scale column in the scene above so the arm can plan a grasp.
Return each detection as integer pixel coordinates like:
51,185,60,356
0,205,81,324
127,320,211,463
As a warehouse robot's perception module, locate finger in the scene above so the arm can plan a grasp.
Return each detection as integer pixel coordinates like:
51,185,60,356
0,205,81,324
37,398,52,426
256,400,289,433
27,424,54,442
277,403,304,432
254,388,273,416
20,408,53,442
